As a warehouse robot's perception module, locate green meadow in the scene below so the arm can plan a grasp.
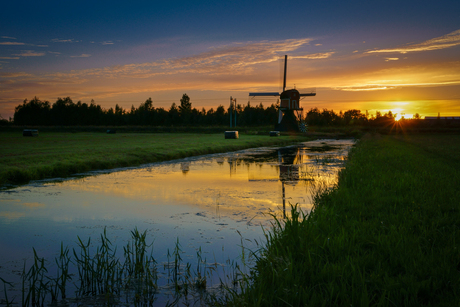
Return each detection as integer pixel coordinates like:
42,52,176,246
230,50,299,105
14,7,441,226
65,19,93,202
0,131,314,186
224,133,460,306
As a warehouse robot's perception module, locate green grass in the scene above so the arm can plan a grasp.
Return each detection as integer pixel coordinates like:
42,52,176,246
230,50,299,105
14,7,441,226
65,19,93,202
223,133,460,306
1,132,314,186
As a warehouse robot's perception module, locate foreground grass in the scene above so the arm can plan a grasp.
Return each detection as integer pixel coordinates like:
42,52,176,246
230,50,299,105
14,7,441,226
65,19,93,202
1,131,313,186
226,133,460,306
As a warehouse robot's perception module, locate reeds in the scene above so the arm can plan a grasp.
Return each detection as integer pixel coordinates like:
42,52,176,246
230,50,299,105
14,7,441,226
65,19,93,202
21,248,49,307
1,227,250,306
0,277,14,307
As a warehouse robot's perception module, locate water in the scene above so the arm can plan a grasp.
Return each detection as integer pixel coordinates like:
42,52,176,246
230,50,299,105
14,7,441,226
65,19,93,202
0,138,354,305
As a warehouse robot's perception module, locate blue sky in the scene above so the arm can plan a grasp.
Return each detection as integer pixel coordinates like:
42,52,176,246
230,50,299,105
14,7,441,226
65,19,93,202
1,0,460,119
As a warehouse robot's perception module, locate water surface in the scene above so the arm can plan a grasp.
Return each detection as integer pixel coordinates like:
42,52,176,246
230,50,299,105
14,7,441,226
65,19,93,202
0,138,354,303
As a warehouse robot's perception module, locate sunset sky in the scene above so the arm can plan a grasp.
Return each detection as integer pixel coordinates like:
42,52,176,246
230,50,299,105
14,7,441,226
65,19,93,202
1,0,459,120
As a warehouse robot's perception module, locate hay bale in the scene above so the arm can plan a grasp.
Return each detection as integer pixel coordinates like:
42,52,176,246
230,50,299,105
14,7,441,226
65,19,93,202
23,129,38,137
225,131,239,139
269,131,280,137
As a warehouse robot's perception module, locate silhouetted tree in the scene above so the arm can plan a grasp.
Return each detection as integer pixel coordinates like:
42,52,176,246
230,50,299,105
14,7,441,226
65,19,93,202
306,107,322,126
0,114,9,126
14,97,51,125
51,97,76,125
168,103,180,125
343,109,367,125
179,94,192,125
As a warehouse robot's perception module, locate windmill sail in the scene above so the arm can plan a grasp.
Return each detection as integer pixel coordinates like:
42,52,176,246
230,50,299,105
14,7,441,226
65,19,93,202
248,92,280,97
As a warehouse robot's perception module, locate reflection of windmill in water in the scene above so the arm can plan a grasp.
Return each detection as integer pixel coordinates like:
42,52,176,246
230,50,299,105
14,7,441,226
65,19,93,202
249,146,314,218
249,55,316,132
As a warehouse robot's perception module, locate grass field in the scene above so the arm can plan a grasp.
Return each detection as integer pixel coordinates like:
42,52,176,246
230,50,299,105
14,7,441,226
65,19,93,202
223,133,460,306
0,131,314,186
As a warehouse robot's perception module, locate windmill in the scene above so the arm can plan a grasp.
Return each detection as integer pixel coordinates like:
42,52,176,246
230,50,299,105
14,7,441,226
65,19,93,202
249,55,316,132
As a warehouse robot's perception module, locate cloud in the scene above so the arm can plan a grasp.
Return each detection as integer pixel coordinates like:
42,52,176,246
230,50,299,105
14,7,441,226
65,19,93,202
335,85,397,91
139,38,315,75
366,29,460,54
46,38,316,81
291,52,335,60
0,42,25,45
70,54,91,58
13,50,45,57
0,72,32,77
1,36,16,39
0,56,20,60
51,38,79,43
385,57,399,61
101,41,114,45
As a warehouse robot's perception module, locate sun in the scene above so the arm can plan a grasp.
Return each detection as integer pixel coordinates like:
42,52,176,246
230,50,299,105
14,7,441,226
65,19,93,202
395,113,413,121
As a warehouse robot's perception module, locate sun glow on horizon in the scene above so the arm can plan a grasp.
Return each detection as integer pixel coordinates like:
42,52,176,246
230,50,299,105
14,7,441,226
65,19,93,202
395,113,413,121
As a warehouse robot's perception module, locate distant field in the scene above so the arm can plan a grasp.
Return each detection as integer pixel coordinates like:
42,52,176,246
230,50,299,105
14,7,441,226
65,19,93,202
227,133,460,306
1,131,314,186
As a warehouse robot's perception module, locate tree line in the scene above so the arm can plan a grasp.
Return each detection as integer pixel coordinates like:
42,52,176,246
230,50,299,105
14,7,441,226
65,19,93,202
12,95,279,127
11,94,411,127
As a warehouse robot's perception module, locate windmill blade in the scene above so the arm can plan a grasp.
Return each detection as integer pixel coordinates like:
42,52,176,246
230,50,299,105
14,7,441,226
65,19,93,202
249,92,280,97
299,87,317,97
283,55,288,92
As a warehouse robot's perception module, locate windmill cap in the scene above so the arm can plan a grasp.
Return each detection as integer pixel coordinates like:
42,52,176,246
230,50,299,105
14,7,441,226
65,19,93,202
280,89,300,99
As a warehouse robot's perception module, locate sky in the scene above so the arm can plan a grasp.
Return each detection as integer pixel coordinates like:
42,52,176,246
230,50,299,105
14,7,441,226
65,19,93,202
1,0,460,120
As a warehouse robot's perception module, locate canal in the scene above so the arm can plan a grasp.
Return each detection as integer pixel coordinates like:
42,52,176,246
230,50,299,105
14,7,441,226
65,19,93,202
0,138,354,305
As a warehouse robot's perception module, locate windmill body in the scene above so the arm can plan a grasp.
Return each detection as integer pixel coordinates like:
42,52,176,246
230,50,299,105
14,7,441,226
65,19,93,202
249,55,316,131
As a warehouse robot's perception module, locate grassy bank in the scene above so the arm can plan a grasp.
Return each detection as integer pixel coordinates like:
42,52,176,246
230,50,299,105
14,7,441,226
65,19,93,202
226,133,460,306
1,131,314,186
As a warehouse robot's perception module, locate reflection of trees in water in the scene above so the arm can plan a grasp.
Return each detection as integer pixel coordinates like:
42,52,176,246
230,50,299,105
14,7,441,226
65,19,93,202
180,162,190,174
174,144,346,217
177,144,345,181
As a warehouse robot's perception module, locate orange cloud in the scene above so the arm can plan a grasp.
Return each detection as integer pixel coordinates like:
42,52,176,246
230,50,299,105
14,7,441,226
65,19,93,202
290,52,335,60
366,29,460,54
0,42,25,45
